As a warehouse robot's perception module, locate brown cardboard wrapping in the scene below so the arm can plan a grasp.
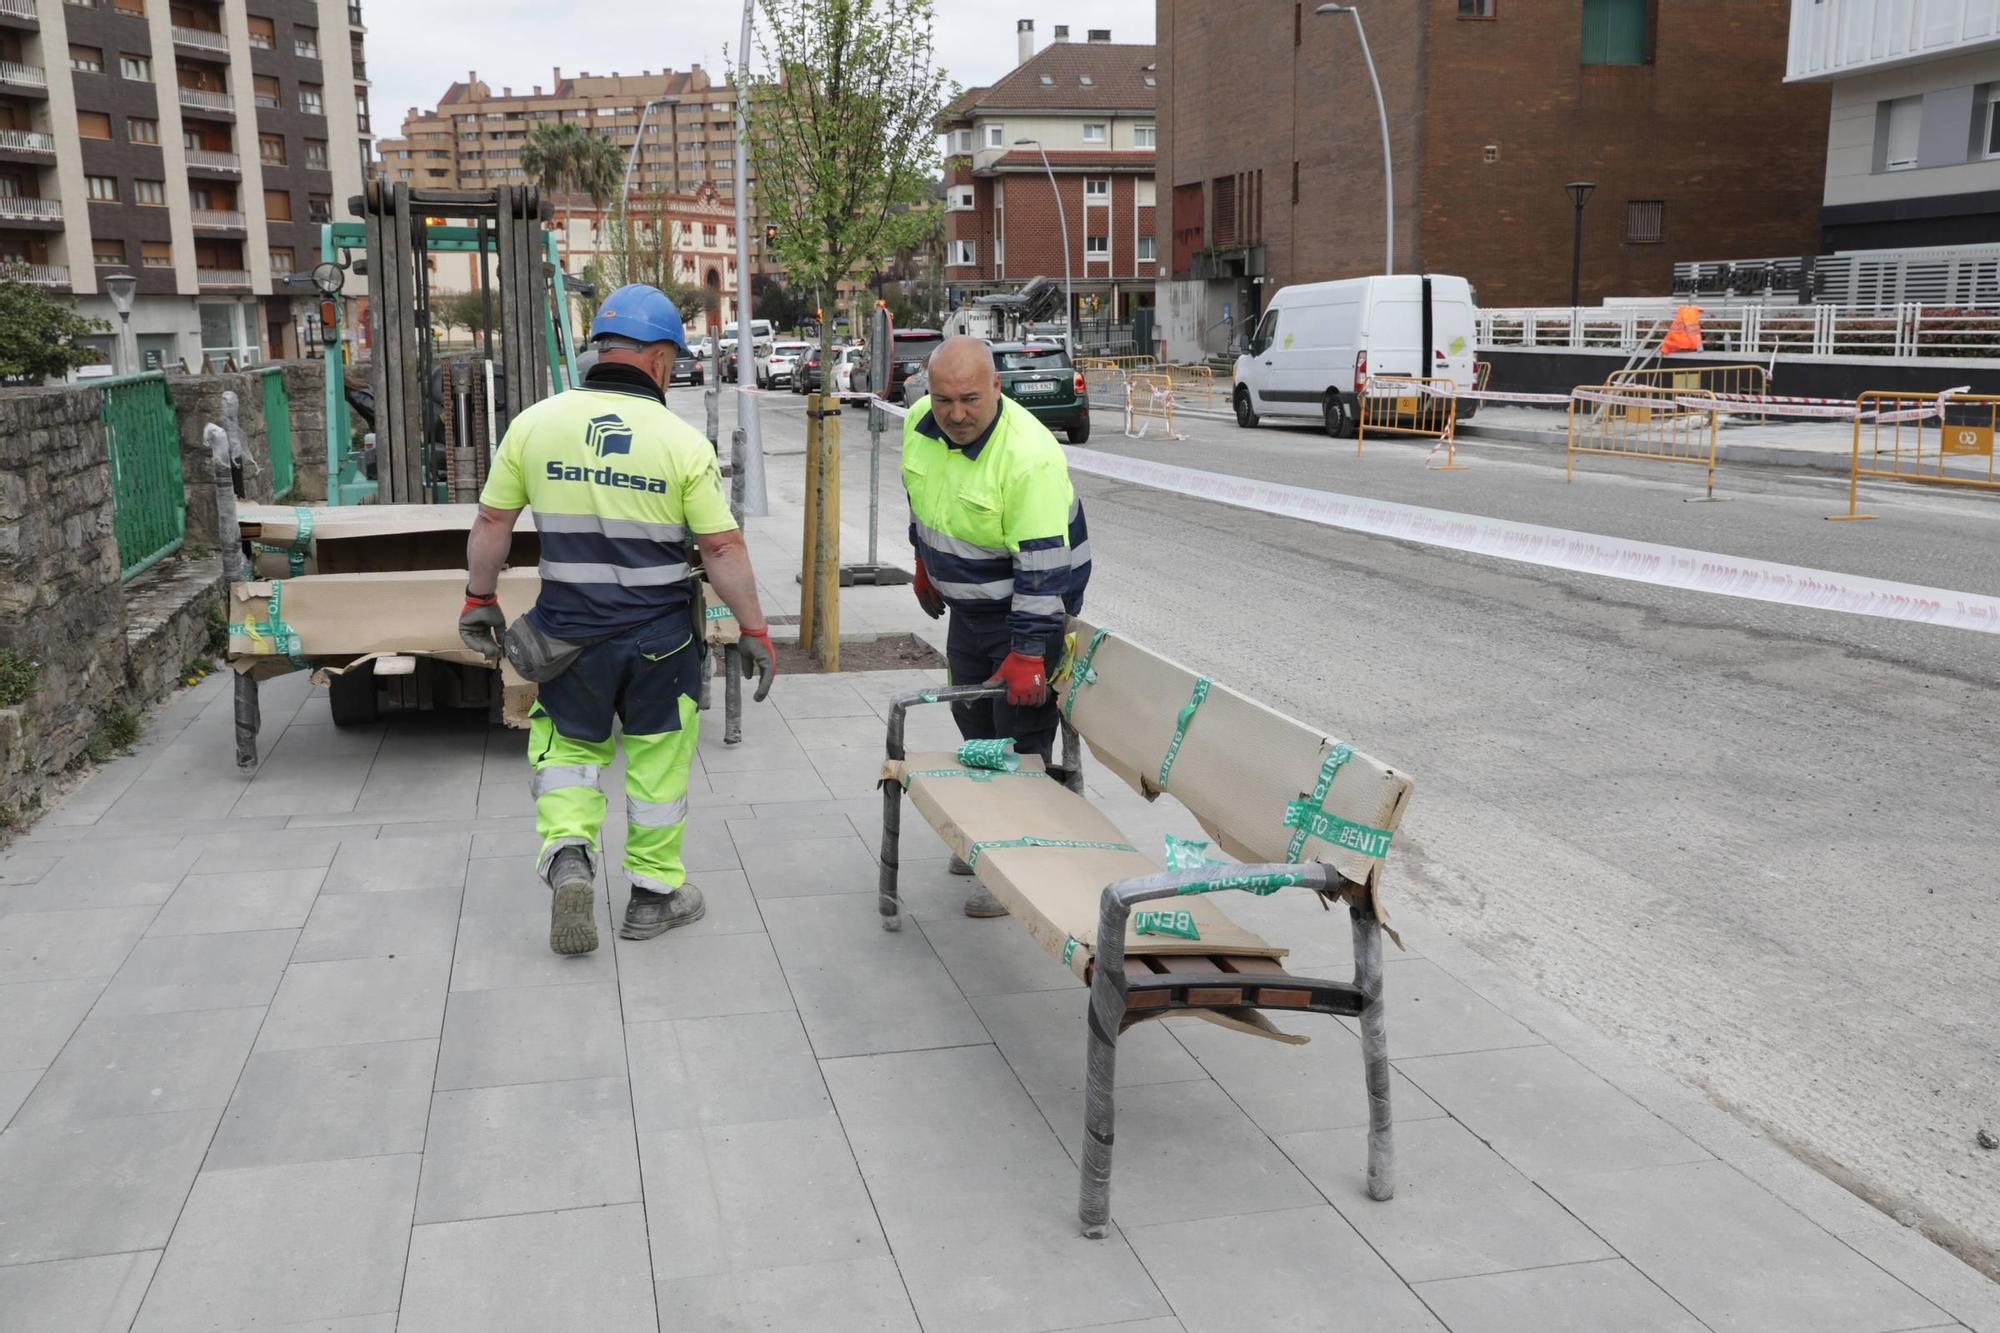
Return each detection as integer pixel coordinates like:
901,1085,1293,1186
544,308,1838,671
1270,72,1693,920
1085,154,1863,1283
1055,618,1414,928
235,504,542,575
228,568,543,661
696,577,741,647
892,752,1286,979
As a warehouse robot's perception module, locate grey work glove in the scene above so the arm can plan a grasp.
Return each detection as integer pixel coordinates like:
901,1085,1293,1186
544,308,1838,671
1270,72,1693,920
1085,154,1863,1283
736,624,776,702
459,591,504,659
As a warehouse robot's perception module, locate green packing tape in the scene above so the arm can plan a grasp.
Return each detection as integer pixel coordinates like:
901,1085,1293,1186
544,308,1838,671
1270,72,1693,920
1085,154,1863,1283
1061,626,1111,723
1174,868,1310,898
965,835,1137,871
1135,907,1201,940
1163,833,1220,872
1282,801,1395,858
919,690,939,703
1156,677,1210,789
232,580,309,667
901,767,1048,788
288,506,314,553
1063,937,1080,967
1285,744,1353,861
704,604,734,622
956,738,1020,772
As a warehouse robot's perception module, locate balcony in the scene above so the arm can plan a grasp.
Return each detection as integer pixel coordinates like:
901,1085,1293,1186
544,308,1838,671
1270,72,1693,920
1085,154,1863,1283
0,59,46,91
190,208,245,230
3,262,67,286
0,127,54,155
171,26,228,54
178,86,234,113
0,195,60,223
185,148,240,173
196,267,249,288
0,0,37,26
253,93,279,109
348,3,364,28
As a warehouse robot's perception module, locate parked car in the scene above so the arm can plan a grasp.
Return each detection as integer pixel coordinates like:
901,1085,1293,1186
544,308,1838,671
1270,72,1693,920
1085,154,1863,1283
991,342,1089,443
723,338,772,384
832,345,869,394
761,340,811,389
885,329,945,404
1230,274,1478,436
669,344,706,386
792,344,833,394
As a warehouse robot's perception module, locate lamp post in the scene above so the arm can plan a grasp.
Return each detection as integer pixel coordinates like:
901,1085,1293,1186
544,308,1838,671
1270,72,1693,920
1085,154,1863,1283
1315,4,1393,275
1564,180,1596,309
616,96,679,274
732,0,767,516
103,272,138,375
1014,138,1072,355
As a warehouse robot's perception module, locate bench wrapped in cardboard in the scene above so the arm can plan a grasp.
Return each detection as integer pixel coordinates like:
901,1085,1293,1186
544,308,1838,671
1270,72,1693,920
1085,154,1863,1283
235,503,542,578
228,567,544,664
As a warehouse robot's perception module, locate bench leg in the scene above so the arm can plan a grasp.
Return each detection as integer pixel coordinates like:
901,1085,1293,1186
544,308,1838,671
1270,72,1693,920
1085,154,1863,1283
1351,903,1395,1201
1078,957,1125,1239
722,644,743,746
233,671,261,770
877,777,904,932
1059,719,1085,794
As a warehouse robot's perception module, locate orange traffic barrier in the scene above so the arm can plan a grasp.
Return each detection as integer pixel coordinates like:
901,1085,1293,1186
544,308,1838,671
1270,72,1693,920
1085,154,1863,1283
1829,391,2000,521
1357,376,1463,469
1567,383,1722,499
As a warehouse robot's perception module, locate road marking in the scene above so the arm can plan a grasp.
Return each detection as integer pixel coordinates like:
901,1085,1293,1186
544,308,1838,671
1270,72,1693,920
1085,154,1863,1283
1065,448,2000,635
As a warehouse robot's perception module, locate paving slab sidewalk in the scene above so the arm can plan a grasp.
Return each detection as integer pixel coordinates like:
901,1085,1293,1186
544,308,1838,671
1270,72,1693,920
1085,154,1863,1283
1,433,1995,1332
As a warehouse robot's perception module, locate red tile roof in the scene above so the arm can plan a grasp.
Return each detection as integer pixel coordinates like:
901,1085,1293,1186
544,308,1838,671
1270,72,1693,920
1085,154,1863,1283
956,42,1156,114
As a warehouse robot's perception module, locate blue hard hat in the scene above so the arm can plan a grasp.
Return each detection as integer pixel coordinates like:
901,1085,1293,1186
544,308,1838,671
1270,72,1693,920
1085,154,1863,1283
589,284,689,354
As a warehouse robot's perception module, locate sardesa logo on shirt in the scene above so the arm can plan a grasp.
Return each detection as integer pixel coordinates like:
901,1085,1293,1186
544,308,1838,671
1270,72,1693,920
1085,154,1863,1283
547,413,670,493
584,413,634,456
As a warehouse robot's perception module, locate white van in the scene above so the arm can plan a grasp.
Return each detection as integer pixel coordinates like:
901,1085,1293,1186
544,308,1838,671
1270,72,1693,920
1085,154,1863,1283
1231,274,1478,436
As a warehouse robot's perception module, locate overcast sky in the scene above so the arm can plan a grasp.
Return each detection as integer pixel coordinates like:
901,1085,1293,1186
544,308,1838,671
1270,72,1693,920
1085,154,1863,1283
370,1,1157,134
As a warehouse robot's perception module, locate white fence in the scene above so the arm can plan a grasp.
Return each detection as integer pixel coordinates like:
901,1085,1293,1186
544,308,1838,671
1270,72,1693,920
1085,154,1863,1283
1477,303,2000,360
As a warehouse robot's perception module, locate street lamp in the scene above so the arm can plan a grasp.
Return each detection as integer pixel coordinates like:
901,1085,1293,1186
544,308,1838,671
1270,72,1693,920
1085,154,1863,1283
1564,180,1596,309
617,96,679,254
1316,4,1393,274
103,272,138,375
1014,138,1072,356
731,0,768,516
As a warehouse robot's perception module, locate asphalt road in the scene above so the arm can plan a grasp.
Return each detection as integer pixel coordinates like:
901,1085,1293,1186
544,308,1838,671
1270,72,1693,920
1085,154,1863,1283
700,384,2000,1271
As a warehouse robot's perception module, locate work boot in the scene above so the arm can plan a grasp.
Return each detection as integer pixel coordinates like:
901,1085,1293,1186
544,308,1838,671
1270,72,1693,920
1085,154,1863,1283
948,854,974,876
963,881,1008,919
547,847,598,957
620,884,707,941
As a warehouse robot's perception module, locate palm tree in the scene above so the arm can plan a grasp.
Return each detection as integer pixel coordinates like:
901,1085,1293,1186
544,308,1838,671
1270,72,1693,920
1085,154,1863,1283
522,122,626,265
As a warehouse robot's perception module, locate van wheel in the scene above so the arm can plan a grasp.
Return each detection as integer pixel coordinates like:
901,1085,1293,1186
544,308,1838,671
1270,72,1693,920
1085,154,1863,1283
1323,392,1355,439
327,669,379,727
1233,386,1259,429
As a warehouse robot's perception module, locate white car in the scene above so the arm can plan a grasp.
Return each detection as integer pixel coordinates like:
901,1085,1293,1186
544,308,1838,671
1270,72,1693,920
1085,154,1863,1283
832,345,869,394
760,340,812,389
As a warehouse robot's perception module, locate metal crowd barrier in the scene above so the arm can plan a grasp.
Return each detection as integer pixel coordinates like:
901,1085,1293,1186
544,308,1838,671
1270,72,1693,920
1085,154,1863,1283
1567,384,1723,500
1160,363,1216,409
1829,391,2000,521
1122,373,1182,439
1356,376,1463,468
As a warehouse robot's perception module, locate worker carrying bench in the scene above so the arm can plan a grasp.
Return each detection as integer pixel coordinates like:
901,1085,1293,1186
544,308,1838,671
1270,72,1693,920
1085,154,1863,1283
877,617,1416,1237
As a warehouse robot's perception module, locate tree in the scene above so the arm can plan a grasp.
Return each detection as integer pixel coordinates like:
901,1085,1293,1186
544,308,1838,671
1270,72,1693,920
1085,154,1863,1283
742,0,955,664
521,122,626,261
751,276,812,334
0,267,109,381
432,291,493,348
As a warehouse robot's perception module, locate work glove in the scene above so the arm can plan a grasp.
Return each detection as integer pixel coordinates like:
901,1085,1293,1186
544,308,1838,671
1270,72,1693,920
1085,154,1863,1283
736,623,776,702
459,589,504,659
989,650,1048,708
912,557,945,620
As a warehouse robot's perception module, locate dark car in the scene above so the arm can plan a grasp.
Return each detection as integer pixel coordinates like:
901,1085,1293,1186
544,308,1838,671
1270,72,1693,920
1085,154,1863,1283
886,329,945,404
669,350,705,387
792,345,829,394
991,342,1089,444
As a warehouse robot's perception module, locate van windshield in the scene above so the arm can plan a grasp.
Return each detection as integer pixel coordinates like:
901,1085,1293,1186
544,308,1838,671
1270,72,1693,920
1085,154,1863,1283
1247,309,1280,357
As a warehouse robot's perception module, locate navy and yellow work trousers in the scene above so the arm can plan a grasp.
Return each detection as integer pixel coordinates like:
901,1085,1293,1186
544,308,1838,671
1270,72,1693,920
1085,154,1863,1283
946,609,1066,764
527,608,701,892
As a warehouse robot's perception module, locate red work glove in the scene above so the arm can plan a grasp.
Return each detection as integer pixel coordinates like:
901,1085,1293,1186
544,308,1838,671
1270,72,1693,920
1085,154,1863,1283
912,557,945,620
736,623,777,702
989,651,1048,707
459,589,503,658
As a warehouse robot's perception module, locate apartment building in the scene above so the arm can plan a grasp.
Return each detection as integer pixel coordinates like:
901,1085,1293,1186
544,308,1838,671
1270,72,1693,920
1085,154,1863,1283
1156,0,1831,358
1787,0,2000,250
0,0,370,368
939,23,1157,324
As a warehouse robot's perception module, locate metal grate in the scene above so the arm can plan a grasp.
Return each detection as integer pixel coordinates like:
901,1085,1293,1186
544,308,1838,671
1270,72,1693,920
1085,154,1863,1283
258,367,294,500
101,373,186,580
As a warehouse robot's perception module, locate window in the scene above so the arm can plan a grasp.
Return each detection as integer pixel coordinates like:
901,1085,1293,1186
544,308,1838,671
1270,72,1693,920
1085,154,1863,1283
306,193,331,222
948,238,976,266
1625,199,1665,243
1134,123,1156,148
129,117,158,144
1084,235,1108,255
135,178,165,205
254,75,280,108
247,14,274,47
1880,96,1921,170
113,0,143,12
1458,0,1496,15
69,45,104,74
1078,75,1094,86
263,188,291,220
85,175,118,201
142,240,172,268
702,223,718,245
1580,0,1648,65
1248,308,1280,356
1085,177,1110,199
294,27,318,58
949,185,974,211
304,140,327,169
1137,179,1156,207
119,55,152,81
1482,143,1499,163
1039,74,1052,85
259,133,285,165
1986,90,2000,159
269,247,293,275
984,124,1005,149
299,85,323,116
77,111,113,140
1083,122,1107,144
92,238,123,266
1138,235,1156,262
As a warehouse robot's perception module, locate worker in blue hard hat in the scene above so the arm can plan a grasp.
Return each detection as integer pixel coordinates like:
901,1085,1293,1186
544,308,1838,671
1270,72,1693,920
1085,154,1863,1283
461,284,777,955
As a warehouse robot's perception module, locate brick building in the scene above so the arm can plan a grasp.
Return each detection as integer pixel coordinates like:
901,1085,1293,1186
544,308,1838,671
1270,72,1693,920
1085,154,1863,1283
941,22,1157,325
1156,0,1831,359
0,0,371,368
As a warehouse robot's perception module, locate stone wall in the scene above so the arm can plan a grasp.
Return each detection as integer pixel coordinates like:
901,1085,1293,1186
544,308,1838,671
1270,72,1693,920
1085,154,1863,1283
283,359,329,503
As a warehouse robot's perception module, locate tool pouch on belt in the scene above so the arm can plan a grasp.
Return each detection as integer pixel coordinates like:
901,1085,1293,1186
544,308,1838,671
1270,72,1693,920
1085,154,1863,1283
503,616,597,684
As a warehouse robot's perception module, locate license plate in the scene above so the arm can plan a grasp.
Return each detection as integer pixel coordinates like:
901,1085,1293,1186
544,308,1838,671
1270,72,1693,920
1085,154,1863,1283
1015,381,1058,395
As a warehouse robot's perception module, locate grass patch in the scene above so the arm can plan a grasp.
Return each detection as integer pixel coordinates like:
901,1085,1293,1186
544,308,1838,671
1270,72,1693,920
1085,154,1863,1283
83,702,142,764
0,650,39,708
204,603,229,657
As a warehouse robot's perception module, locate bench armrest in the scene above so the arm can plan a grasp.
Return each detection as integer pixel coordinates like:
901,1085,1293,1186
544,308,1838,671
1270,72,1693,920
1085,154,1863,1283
1092,862,1350,990
884,684,1007,761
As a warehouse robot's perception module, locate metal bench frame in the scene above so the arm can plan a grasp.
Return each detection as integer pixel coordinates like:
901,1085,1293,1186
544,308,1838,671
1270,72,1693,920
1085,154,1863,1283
878,684,1395,1237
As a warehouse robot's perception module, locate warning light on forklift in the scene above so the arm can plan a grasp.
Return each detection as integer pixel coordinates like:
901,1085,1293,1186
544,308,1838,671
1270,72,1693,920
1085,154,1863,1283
319,299,338,342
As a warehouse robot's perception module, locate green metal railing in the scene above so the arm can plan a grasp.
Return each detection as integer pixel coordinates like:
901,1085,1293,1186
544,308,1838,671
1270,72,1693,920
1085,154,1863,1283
257,366,294,500
102,372,186,580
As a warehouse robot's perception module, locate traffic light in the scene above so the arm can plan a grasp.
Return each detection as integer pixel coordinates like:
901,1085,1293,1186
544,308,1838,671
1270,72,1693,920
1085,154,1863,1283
763,223,779,246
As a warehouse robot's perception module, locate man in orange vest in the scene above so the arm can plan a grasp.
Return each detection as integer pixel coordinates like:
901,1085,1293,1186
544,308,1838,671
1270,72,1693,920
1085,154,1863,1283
1661,304,1703,355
